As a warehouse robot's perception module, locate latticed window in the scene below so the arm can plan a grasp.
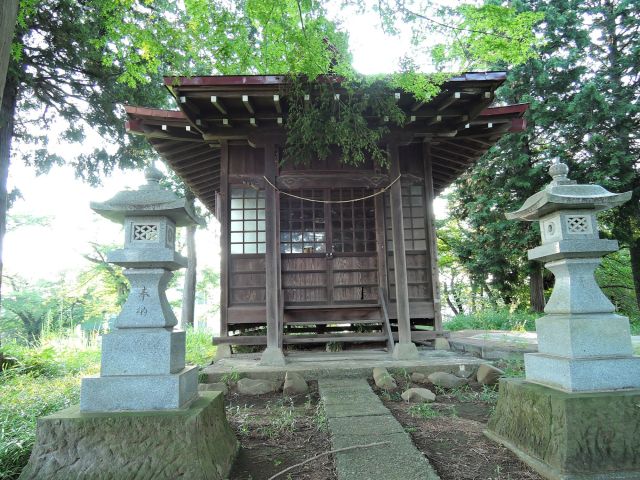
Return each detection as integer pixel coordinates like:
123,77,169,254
132,224,159,242
230,187,266,254
566,216,590,234
385,184,427,251
280,189,326,253
330,188,376,253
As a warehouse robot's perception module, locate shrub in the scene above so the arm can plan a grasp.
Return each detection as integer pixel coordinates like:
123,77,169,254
0,328,216,479
185,327,217,366
0,373,81,479
444,308,540,332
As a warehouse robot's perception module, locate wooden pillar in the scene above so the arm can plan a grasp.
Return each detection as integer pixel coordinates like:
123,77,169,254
374,194,389,302
388,141,419,359
423,142,443,332
215,141,231,359
260,142,286,365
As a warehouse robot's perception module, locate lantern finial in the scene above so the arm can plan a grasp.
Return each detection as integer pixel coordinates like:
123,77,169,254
549,161,570,184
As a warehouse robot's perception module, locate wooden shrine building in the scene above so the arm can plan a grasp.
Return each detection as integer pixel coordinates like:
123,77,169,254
125,72,527,363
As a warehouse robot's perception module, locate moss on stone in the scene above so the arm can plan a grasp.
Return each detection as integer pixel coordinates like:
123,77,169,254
19,392,238,480
487,379,640,478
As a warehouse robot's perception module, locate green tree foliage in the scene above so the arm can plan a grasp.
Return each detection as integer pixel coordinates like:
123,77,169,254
445,0,639,313
80,243,130,311
596,249,640,332
1,277,86,342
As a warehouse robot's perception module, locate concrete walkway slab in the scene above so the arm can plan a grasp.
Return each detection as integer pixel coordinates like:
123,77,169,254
318,378,439,480
449,330,640,360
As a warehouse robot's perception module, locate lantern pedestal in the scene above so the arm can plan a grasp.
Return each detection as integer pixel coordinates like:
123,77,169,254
19,392,238,480
486,379,640,480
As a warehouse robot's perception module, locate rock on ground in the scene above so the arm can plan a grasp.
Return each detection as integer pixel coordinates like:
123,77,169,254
434,338,450,350
427,371,469,389
410,372,427,383
198,382,229,395
372,367,397,390
283,371,309,396
454,365,476,379
401,388,436,403
476,363,504,385
236,377,280,395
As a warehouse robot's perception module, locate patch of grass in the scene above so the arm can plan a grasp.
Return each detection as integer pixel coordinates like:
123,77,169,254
496,358,526,378
446,384,499,404
0,327,217,479
220,369,244,386
312,401,328,432
379,389,403,402
185,327,217,367
261,399,298,438
408,403,441,419
444,308,540,332
0,372,84,479
408,403,458,419
227,404,254,437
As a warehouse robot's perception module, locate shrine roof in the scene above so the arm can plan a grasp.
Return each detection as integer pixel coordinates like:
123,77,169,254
125,73,528,215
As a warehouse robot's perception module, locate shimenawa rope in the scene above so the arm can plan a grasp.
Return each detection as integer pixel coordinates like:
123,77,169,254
262,174,401,204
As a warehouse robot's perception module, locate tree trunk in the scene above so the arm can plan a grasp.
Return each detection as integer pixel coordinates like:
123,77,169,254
628,239,640,311
529,261,546,312
0,77,17,307
0,0,19,107
442,282,459,316
181,222,197,328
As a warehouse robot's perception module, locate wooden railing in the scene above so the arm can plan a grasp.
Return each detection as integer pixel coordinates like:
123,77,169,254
379,287,395,352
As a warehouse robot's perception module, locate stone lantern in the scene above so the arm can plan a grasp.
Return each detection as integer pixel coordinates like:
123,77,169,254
20,166,238,480
81,165,202,412
487,162,640,480
505,161,639,392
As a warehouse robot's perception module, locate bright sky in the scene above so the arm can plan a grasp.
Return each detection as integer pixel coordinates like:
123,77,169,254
4,9,448,283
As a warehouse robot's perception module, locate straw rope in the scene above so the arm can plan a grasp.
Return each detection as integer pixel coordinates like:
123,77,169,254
262,174,401,204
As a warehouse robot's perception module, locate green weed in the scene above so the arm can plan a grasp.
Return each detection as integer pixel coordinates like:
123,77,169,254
185,327,217,366
408,403,441,419
498,359,526,378
220,369,243,386
312,401,328,432
261,399,297,438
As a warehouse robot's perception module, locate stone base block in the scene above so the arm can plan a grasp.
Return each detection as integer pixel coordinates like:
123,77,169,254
80,365,198,412
536,314,634,358
101,328,185,376
525,352,640,392
486,379,640,480
19,391,238,480
392,342,420,360
259,346,286,366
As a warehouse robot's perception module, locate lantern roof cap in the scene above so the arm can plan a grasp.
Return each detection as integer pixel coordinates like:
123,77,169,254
506,162,631,221
90,165,203,226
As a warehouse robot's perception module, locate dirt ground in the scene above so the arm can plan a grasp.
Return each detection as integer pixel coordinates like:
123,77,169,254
226,382,337,480
371,372,544,480
224,364,543,480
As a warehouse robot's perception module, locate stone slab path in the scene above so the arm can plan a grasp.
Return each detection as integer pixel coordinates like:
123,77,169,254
318,378,440,480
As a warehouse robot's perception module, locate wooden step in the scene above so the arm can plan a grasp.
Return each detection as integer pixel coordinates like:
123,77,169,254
285,319,382,326
284,303,380,311
283,333,388,344
212,335,266,346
